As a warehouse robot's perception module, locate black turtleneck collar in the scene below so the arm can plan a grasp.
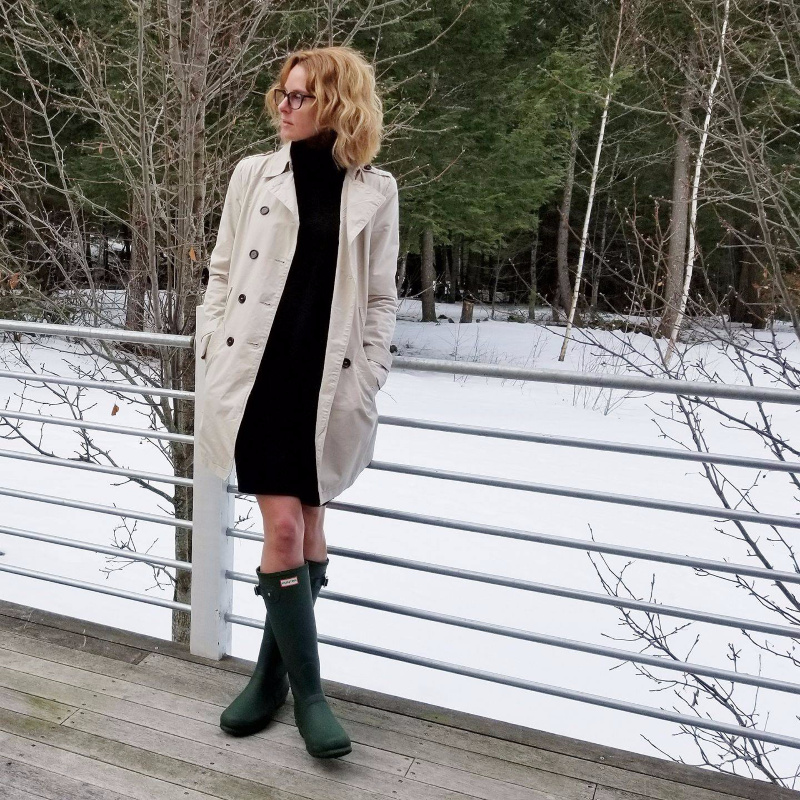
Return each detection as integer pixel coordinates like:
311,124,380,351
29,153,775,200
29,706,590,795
290,129,344,172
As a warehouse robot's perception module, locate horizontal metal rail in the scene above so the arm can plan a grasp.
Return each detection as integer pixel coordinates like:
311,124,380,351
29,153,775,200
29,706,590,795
226,553,800,639
391,356,800,405
4,320,799,404
378,415,800,474
0,563,190,612
366,461,800,529
0,448,191,487
225,587,799,695
0,486,191,529
226,614,800,750
0,370,193,401
285,501,800,586
0,409,193,444
0,319,190,349
0,525,191,571
322,589,800,695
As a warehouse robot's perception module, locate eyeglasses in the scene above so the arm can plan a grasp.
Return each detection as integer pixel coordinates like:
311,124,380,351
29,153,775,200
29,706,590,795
272,88,316,110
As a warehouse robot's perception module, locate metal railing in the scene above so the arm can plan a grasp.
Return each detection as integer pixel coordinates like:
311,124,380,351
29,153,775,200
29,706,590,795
1,314,800,752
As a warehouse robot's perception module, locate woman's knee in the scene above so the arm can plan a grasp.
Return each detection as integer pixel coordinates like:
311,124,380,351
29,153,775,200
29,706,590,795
259,497,305,552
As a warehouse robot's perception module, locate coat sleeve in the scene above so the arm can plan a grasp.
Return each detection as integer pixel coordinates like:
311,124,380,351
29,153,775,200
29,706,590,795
197,158,247,360
363,175,399,387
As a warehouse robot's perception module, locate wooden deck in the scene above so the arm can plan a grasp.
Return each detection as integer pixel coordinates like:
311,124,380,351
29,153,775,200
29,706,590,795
0,599,796,800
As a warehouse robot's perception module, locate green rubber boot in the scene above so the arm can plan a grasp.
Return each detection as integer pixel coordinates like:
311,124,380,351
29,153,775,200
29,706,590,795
259,562,351,758
219,558,329,737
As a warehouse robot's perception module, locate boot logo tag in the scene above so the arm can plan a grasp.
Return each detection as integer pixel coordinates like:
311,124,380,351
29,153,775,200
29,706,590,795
280,577,299,588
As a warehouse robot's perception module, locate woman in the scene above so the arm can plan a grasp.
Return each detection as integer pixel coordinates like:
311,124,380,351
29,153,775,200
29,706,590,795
196,46,399,758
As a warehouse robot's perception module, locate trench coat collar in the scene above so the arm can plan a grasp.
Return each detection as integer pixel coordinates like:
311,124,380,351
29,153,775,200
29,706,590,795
262,140,386,243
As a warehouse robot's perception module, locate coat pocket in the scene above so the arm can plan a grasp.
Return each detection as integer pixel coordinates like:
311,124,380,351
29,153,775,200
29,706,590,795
200,322,223,360
354,347,380,396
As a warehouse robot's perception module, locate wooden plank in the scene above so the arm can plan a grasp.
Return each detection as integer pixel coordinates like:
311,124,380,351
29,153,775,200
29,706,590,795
0,633,235,707
0,703,487,800
0,754,134,799
0,608,150,666
593,789,652,800
139,652,796,800
0,784,48,800
0,728,224,800
0,684,76,724
0,708,328,800
0,650,411,778
66,707,577,800
0,661,595,800
0,633,598,798
0,635,749,800
1,602,793,800
402,757,590,800
274,695,761,800
324,678,797,800
0,600,235,672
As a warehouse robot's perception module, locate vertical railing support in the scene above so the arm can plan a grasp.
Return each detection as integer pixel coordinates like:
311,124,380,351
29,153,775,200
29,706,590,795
189,305,235,660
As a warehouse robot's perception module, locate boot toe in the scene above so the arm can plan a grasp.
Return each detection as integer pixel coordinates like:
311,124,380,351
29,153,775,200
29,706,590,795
296,698,352,758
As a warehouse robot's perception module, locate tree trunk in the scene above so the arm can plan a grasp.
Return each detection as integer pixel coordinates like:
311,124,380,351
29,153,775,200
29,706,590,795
165,0,211,645
126,195,148,332
730,221,767,328
528,224,539,322
465,243,480,297
396,250,408,295
556,129,578,318
421,228,436,321
659,85,693,338
490,251,501,319
450,236,461,302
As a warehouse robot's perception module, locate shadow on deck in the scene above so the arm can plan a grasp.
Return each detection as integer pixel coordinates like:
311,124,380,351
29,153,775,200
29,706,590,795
0,599,795,800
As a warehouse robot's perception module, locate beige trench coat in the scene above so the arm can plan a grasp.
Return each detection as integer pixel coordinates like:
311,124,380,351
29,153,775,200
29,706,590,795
194,141,399,503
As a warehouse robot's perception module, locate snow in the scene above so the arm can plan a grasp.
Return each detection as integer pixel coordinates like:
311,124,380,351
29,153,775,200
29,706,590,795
1,297,798,778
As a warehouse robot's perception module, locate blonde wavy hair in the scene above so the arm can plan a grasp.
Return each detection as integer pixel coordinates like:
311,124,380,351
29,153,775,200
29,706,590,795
264,45,384,169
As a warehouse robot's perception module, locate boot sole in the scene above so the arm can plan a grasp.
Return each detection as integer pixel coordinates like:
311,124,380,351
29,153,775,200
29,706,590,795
307,743,353,758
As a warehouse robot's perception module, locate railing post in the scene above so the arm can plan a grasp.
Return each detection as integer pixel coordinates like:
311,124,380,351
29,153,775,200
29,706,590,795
189,305,235,660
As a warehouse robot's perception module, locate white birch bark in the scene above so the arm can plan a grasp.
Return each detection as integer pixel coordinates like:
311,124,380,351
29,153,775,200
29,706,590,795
559,0,625,361
665,0,730,366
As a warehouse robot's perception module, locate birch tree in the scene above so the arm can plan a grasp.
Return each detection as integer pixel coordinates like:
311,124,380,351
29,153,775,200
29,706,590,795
559,0,626,360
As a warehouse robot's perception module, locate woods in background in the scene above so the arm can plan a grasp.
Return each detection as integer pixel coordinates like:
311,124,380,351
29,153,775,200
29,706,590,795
1,0,797,340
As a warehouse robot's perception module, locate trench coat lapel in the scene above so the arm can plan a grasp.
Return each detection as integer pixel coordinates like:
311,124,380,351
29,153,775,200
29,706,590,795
262,141,387,245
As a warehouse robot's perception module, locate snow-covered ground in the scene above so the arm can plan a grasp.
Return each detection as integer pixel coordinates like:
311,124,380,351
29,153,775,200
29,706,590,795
1,297,798,778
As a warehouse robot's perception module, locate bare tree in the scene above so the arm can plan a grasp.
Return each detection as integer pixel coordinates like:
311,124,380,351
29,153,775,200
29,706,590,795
0,0,429,642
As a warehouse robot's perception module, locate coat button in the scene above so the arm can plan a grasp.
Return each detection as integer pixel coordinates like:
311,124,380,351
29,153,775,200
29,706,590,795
226,336,234,346
342,357,351,368
249,249,258,259
238,293,246,303
364,164,373,170
260,206,270,215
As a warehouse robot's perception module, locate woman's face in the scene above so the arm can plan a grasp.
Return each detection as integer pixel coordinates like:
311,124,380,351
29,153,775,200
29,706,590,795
277,64,321,142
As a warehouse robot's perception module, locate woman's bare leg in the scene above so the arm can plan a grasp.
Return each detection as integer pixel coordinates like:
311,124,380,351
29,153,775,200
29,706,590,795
257,495,305,572
301,504,327,562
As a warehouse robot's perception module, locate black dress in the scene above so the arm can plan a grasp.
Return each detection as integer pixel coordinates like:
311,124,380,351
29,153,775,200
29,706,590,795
234,130,347,505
